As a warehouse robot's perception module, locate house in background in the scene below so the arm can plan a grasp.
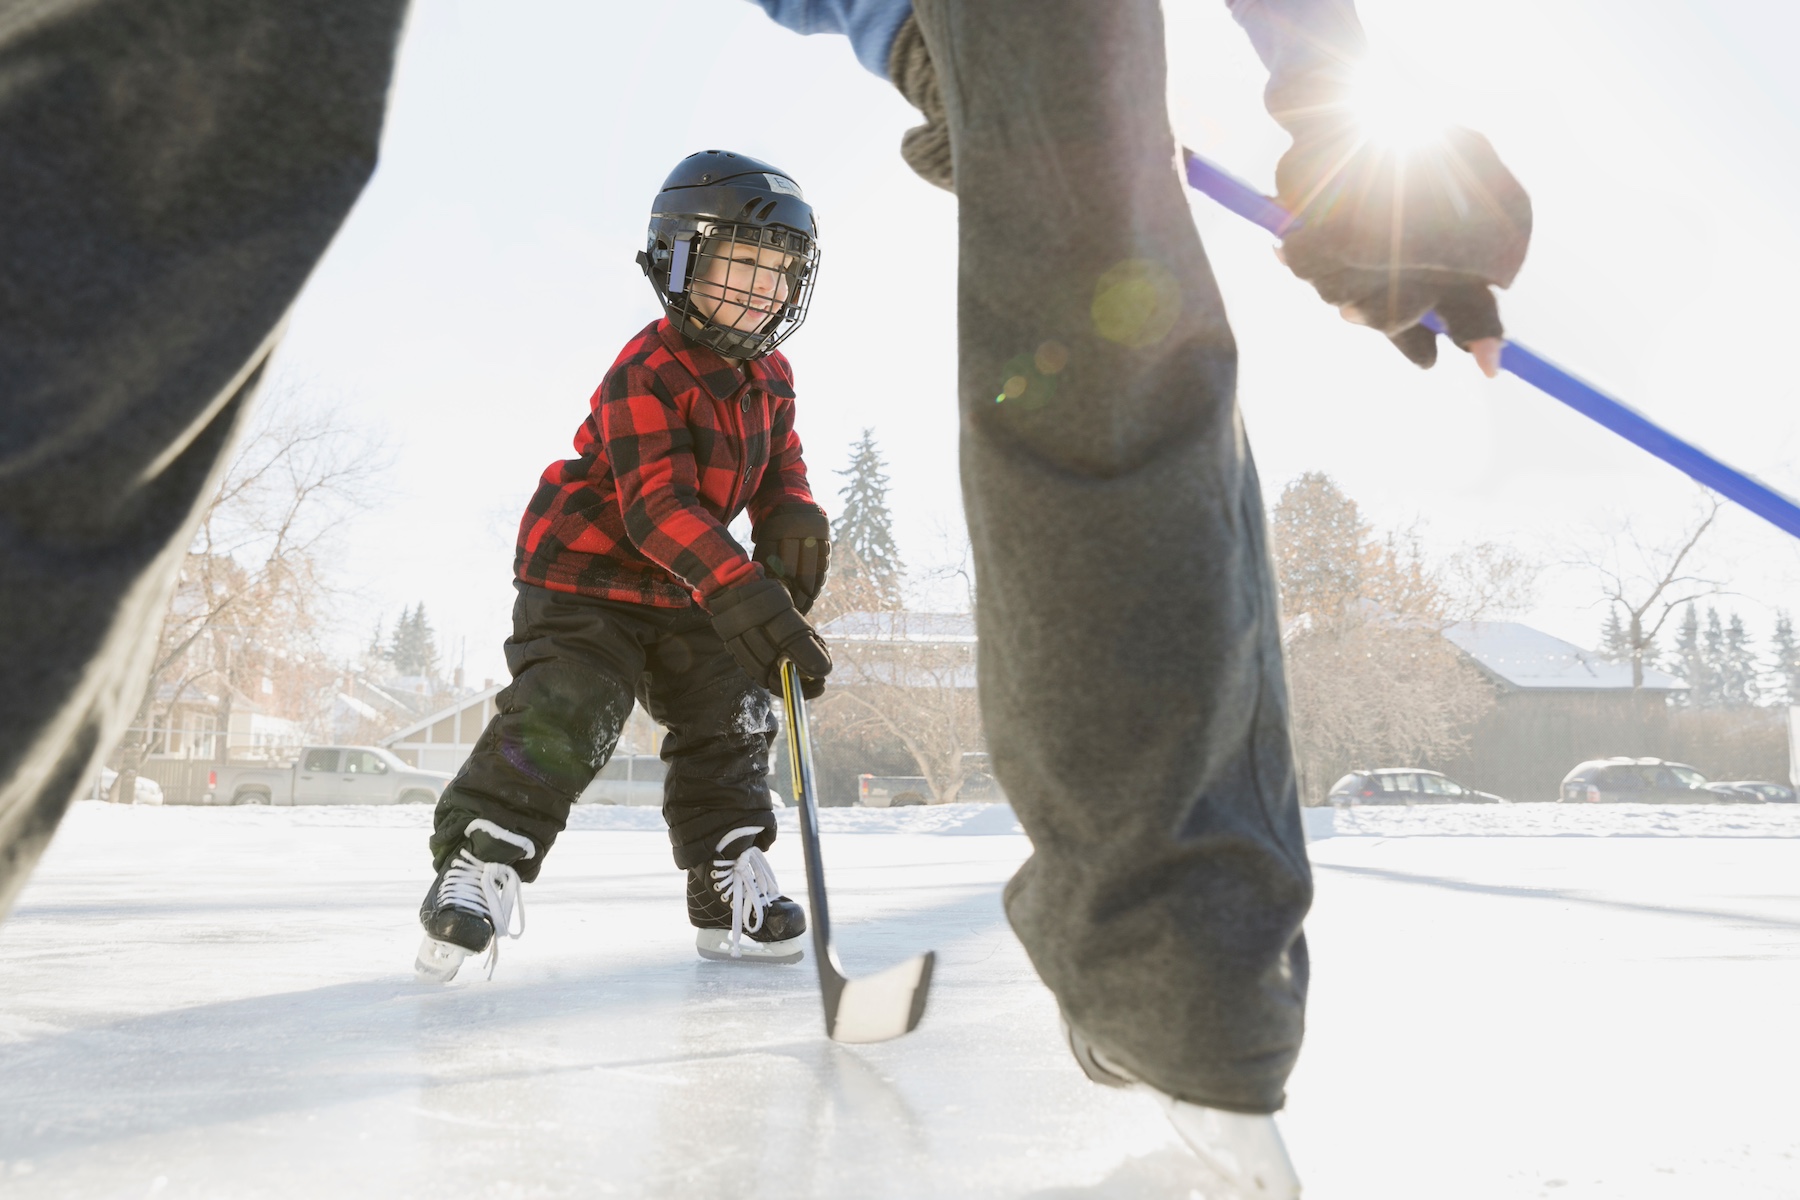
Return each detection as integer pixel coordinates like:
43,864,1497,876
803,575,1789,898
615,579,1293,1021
382,683,505,773
382,683,663,775
1436,621,1686,801
814,612,979,689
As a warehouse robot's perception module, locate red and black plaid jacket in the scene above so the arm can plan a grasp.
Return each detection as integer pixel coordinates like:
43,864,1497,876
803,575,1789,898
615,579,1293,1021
515,318,824,609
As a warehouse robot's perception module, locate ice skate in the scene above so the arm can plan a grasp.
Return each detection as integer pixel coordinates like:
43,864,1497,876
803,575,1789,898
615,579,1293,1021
689,825,806,964
415,819,535,983
1066,1023,1301,1198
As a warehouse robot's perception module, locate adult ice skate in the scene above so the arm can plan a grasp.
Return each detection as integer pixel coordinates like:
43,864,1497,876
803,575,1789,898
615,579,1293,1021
689,825,806,964
414,820,534,983
1067,1023,1302,1198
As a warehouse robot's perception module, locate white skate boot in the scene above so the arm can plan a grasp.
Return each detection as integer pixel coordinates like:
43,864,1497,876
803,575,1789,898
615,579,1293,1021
1066,1022,1301,1198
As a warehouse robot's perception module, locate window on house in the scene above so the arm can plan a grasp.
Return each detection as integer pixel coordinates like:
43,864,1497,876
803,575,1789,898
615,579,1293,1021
182,713,217,760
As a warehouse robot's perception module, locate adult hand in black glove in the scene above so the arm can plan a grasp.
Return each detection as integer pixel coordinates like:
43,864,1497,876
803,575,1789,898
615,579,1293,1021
752,504,831,615
1274,123,1531,375
709,578,832,699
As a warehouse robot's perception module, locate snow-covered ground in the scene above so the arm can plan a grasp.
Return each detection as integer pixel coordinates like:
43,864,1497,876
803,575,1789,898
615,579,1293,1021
3,801,1798,1198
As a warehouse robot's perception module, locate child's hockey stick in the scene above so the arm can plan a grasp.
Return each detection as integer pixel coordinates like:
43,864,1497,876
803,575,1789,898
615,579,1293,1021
778,658,935,1042
1182,149,1800,543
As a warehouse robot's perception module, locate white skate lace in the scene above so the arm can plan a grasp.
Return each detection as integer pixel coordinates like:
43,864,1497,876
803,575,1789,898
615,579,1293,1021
710,825,780,959
440,848,526,979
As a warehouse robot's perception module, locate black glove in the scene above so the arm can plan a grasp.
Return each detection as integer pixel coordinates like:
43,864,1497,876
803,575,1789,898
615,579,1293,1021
709,578,832,699
1275,124,1531,368
752,504,831,615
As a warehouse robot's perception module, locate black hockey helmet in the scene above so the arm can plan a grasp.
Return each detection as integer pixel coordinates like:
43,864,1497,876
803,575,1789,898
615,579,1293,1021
636,150,820,360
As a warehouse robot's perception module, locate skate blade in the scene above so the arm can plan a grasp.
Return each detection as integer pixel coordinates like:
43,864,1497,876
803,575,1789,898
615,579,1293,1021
414,935,472,983
695,928,805,965
1159,1098,1302,1199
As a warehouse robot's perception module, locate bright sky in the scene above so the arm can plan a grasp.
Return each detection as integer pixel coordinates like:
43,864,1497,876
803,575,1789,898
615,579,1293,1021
271,0,1800,687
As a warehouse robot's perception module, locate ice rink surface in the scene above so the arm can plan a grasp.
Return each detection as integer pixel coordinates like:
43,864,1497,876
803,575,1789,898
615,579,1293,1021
4,801,1799,1199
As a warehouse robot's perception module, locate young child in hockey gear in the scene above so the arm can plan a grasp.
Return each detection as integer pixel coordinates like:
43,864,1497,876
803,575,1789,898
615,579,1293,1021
416,150,834,983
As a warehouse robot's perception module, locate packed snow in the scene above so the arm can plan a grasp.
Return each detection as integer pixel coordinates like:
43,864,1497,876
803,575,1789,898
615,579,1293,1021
3,800,1798,1198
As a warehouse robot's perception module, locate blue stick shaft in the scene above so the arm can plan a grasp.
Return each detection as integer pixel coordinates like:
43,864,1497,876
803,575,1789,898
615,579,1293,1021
1182,149,1800,542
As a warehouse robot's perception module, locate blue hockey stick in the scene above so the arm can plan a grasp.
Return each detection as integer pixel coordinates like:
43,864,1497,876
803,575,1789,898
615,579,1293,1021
1182,149,1800,542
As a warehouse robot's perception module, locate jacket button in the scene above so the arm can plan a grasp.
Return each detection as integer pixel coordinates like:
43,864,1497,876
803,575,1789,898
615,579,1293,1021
740,394,751,412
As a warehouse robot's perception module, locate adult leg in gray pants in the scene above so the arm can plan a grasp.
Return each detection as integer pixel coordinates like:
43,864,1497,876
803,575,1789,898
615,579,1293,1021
0,0,1309,1119
910,0,1312,1114
0,2,410,919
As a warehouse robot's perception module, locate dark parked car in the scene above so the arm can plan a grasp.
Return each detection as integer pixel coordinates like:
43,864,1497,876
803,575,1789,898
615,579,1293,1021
1328,769,1506,806
1708,780,1798,804
1559,758,1723,804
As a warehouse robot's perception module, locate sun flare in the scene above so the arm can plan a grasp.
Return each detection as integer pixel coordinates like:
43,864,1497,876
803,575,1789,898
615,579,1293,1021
1345,62,1448,152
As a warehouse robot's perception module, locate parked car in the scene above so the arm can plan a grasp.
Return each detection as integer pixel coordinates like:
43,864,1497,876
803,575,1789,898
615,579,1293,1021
574,754,786,807
1558,758,1722,804
578,754,668,806
859,775,930,807
1327,769,1506,806
207,746,451,806
1708,780,1798,804
94,767,164,805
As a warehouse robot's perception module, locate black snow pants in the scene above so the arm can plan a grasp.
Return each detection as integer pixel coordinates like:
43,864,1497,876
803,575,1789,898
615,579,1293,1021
0,0,1308,1117
429,583,780,878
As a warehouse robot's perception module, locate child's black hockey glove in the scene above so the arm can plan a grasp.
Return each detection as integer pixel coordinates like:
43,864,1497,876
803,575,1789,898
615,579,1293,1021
709,578,832,699
1274,123,1531,368
752,505,831,615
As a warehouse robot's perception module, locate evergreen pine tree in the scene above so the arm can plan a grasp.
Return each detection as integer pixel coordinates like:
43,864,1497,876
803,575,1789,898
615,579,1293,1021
1770,610,1800,705
1697,606,1728,708
1720,611,1757,707
1599,607,1631,662
830,429,906,611
388,604,439,678
1670,603,1707,707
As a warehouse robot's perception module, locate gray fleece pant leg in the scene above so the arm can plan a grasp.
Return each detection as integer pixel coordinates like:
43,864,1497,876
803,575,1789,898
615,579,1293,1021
0,1,410,918
911,0,1312,1113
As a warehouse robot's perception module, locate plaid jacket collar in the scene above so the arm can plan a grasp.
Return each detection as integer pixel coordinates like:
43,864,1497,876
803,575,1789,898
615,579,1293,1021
654,318,795,401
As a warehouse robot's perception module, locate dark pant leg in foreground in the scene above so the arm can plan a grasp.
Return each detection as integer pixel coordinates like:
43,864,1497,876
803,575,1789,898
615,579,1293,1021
430,584,778,877
912,0,1312,1113
0,1,410,919
431,585,644,881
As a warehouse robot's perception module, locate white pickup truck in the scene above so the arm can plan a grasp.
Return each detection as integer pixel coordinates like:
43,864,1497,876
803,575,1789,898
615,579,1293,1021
208,746,452,806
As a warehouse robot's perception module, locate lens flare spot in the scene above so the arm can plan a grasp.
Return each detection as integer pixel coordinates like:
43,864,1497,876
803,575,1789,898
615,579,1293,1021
1091,260,1181,348
1034,340,1069,375
1003,375,1029,399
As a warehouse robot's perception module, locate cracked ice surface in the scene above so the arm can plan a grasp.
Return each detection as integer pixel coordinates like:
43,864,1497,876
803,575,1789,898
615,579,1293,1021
2,802,1798,1198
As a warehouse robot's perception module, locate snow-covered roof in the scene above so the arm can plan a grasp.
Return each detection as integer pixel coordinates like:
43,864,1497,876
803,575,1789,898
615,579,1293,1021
817,612,976,643
1443,621,1685,691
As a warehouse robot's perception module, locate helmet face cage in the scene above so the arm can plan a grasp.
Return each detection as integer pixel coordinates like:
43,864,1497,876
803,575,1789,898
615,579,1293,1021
646,218,819,360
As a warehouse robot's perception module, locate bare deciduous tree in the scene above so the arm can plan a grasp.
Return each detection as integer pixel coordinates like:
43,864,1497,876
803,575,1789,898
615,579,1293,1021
1577,496,1722,689
817,617,984,804
111,399,384,801
1273,472,1514,802
808,532,989,805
